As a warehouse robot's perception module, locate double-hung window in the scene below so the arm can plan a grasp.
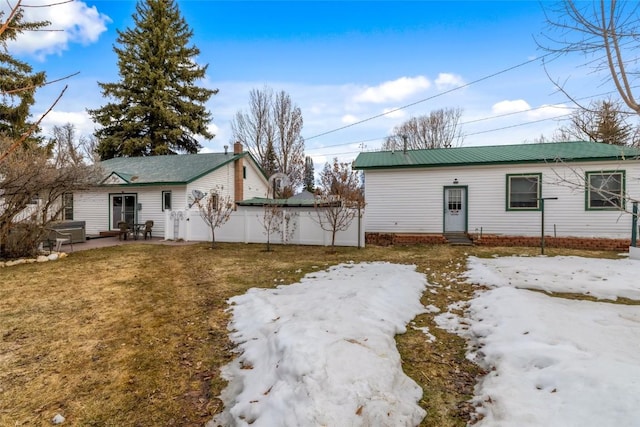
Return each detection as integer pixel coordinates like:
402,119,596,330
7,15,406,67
506,173,541,210
586,171,624,209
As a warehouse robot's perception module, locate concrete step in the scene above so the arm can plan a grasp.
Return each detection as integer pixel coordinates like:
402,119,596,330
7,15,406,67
444,233,474,246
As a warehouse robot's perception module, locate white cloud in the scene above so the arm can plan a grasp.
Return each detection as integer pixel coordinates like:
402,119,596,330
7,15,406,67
435,73,465,90
492,99,531,115
527,103,571,119
40,110,94,137
382,107,406,119
353,76,431,104
341,114,358,124
207,122,220,137
7,0,111,58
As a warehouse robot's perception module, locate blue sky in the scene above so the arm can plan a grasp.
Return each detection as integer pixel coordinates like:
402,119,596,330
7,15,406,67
10,0,616,165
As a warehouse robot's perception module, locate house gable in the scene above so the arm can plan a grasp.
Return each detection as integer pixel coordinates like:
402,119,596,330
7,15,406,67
101,172,130,185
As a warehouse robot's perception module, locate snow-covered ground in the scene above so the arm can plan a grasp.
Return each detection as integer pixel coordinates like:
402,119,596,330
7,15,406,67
437,255,640,427
209,255,640,427
208,262,429,427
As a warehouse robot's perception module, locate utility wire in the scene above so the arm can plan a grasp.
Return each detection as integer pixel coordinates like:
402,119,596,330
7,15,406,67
304,86,634,153
304,52,556,141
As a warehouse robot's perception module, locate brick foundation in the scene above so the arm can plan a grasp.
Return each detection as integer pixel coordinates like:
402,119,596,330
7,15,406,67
365,232,631,252
365,233,447,246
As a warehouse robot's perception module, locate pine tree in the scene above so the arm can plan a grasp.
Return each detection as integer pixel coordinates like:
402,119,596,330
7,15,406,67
263,139,277,178
88,0,217,159
553,99,638,146
303,156,315,192
595,100,632,146
0,5,47,140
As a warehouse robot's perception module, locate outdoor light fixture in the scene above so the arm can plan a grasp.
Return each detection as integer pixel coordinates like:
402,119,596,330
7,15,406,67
453,178,459,184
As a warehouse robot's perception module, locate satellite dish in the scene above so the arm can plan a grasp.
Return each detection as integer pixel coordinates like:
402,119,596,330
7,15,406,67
192,189,205,200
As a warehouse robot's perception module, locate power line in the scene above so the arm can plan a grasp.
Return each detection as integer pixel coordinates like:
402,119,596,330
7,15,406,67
304,53,555,141
464,114,572,137
307,114,569,156
304,86,632,153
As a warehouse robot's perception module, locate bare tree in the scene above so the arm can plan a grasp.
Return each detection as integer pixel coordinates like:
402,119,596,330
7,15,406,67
314,158,364,248
195,187,234,248
231,87,305,192
259,202,281,252
272,90,305,191
231,87,275,175
539,1,640,114
552,99,640,146
382,108,464,151
0,1,95,259
0,136,97,258
49,123,84,166
80,134,101,164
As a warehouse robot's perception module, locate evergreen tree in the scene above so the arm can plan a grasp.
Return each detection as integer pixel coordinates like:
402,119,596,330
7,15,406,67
88,0,216,159
303,156,315,192
553,99,639,146
263,139,278,179
0,5,47,140
595,100,632,146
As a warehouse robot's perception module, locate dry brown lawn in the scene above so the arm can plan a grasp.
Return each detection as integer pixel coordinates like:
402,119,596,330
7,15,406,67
0,242,617,426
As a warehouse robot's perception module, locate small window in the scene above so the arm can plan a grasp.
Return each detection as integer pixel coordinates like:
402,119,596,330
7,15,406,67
506,174,541,210
162,191,172,211
586,171,624,209
211,193,219,211
62,192,73,220
448,188,462,211
243,165,247,179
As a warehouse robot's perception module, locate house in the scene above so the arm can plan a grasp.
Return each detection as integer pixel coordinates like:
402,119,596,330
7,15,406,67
73,142,269,238
353,141,640,250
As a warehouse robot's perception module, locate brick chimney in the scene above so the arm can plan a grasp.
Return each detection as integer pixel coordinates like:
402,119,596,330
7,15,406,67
233,142,244,203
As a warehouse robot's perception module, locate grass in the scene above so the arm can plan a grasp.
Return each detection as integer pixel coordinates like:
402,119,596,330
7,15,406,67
0,242,618,426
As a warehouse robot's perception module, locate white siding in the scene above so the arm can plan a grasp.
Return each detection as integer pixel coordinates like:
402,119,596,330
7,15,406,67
188,163,235,204
74,190,110,235
243,157,270,199
364,160,640,239
186,157,269,204
75,185,185,236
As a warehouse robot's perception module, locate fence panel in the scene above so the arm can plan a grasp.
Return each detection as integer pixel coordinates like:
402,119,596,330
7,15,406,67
164,206,364,247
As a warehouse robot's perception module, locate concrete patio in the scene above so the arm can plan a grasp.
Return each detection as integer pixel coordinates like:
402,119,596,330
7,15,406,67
59,236,200,253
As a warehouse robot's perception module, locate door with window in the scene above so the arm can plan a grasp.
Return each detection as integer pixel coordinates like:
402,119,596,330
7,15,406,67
111,194,137,229
444,187,466,233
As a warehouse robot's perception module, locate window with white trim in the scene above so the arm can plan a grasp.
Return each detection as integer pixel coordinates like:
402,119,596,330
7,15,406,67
506,174,541,210
586,171,624,209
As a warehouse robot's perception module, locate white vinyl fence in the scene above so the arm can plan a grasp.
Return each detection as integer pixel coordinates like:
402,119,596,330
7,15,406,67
164,206,365,247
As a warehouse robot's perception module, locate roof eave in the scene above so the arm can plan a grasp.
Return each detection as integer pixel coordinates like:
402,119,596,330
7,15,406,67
355,156,636,170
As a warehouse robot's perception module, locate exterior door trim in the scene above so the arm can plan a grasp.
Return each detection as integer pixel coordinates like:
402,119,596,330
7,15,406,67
442,185,468,233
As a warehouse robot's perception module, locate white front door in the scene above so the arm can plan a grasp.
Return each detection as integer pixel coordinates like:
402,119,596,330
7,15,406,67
444,187,466,233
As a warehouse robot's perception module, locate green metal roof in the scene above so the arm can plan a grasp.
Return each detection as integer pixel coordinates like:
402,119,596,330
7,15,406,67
98,152,249,185
353,141,640,170
237,197,339,208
